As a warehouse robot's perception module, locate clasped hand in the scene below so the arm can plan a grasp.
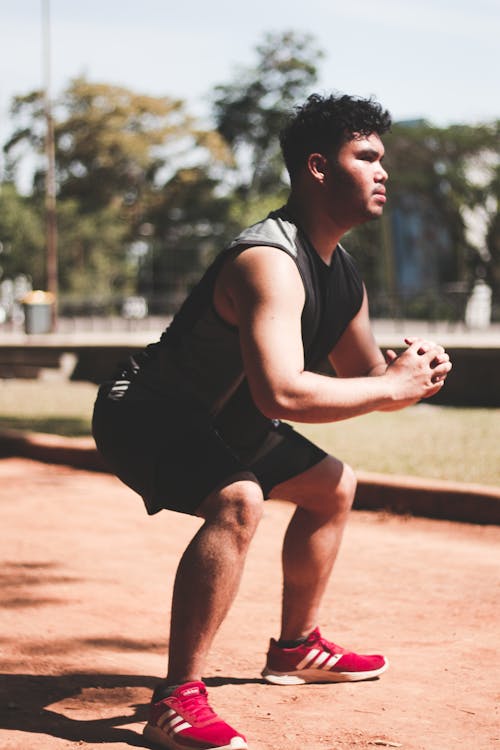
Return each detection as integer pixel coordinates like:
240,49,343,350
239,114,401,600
384,337,453,405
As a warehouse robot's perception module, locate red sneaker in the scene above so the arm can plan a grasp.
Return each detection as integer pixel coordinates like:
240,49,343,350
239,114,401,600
143,681,247,750
262,627,388,685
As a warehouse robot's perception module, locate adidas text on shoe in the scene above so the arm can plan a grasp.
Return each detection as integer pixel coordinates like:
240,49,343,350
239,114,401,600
143,681,247,750
261,627,388,685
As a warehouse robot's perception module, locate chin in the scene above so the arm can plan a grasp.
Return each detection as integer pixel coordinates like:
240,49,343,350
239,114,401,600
366,206,385,221
356,210,383,226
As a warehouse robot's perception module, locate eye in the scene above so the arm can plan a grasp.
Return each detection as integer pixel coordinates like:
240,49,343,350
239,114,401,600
358,150,378,162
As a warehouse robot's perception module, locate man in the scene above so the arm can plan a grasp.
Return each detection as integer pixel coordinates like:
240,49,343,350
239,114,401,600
92,92,452,750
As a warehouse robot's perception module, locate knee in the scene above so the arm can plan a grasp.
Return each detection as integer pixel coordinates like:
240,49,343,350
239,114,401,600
335,462,357,514
320,458,357,517
202,476,264,548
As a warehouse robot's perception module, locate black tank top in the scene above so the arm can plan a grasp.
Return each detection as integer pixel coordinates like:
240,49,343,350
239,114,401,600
110,207,363,448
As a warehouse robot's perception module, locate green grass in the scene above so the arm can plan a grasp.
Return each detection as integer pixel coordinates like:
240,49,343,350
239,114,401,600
298,406,500,487
0,379,97,437
0,379,498,487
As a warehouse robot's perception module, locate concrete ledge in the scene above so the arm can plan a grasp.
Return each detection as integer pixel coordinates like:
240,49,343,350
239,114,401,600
1,323,500,403
355,470,500,525
1,429,499,525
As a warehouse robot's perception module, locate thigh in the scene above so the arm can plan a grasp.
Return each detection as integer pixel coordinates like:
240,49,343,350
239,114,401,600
92,392,246,517
269,454,351,512
247,421,327,498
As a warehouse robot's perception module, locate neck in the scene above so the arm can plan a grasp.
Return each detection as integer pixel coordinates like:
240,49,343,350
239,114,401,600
286,193,346,265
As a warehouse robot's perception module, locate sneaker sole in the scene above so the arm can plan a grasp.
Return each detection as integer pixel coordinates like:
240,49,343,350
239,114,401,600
261,659,389,685
143,723,247,750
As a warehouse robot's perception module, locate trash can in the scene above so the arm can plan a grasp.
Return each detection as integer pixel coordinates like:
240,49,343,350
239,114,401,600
22,290,55,334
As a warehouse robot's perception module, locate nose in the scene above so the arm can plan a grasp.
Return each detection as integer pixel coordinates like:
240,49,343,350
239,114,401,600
377,163,388,183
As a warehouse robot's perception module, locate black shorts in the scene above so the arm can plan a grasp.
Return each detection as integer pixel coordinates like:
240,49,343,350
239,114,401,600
92,387,326,516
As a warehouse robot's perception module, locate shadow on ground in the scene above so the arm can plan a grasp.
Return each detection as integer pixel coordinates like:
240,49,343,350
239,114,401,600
0,672,265,747
0,673,154,747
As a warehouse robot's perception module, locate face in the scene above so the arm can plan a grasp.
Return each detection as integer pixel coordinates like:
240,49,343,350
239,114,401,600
319,132,388,228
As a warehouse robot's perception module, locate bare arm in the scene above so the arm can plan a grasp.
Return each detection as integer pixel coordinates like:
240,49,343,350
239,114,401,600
328,286,388,378
216,246,451,424
328,287,451,411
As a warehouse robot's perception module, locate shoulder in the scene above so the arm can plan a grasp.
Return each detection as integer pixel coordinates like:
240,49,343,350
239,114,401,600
228,208,301,260
213,244,306,327
226,245,304,300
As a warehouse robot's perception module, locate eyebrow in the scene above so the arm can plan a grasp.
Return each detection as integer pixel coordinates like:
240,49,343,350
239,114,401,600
357,147,385,160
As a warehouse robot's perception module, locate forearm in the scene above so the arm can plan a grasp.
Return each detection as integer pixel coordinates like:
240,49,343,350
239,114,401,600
255,339,450,422
367,361,388,377
258,369,396,424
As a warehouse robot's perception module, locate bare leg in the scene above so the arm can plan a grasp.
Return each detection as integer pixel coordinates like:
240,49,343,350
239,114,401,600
270,456,356,640
166,474,264,684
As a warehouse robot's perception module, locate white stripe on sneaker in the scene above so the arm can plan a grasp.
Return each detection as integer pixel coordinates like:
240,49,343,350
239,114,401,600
324,653,343,669
158,709,175,729
310,652,330,668
169,716,185,729
158,708,192,735
296,647,343,672
171,721,191,734
297,648,320,669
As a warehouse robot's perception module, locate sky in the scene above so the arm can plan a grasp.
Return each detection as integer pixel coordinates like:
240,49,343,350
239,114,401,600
1,0,499,146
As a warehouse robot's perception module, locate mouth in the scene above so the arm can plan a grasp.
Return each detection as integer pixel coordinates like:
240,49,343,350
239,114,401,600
372,189,387,204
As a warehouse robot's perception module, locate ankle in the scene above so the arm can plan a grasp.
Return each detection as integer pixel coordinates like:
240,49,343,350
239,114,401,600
153,678,203,702
278,622,316,644
152,681,180,702
166,671,202,687
276,635,308,649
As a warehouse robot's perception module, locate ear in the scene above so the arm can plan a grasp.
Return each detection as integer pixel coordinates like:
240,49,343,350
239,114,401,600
307,153,329,183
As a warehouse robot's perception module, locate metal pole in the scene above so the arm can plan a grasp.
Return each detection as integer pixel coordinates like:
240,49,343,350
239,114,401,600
42,0,58,330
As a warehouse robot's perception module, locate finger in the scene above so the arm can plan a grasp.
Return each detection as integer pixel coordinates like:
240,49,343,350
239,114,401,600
426,380,445,394
405,338,425,353
430,352,450,367
431,374,447,385
405,337,445,357
418,343,446,359
418,341,444,356
385,349,398,364
431,362,452,379
406,340,436,359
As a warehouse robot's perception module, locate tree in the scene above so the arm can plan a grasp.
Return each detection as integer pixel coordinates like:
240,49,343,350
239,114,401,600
212,30,323,199
387,122,497,271
55,200,131,299
5,77,228,211
138,167,232,310
3,77,230,300
347,120,500,317
0,183,45,287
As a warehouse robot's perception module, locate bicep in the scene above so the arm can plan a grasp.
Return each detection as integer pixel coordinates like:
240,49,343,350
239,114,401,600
329,286,386,378
224,247,306,411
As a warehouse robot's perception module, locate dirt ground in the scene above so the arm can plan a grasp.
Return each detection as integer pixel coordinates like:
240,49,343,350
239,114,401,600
1,457,499,750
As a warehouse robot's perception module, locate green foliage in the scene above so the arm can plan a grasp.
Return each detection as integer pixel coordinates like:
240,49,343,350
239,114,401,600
0,183,45,286
213,30,323,196
487,206,500,297
2,77,231,300
383,120,500,292
139,167,233,308
1,33,498,314
56,199,131,296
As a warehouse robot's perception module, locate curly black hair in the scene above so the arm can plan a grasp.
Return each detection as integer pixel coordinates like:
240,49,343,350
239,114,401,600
280,93,392,180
